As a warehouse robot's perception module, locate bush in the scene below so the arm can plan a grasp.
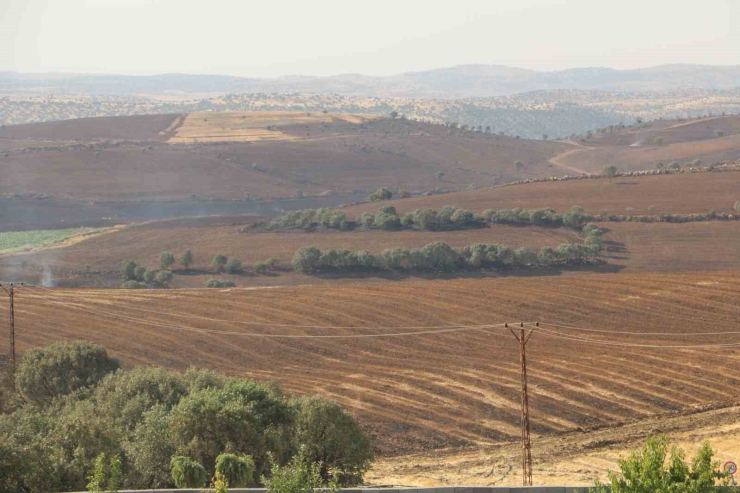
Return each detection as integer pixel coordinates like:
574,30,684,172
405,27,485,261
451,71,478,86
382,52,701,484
134,265,147,281
450,208,474,226
215,453,255,487
122,280,147,289
734,201,740,212
212,254,228,272
144,268,158,284
119,260,137,281
159,252,175,270
16,342,120,407
355,213,375,228
593,435,729,493
170,456,207,488
292,246,321,273
367,187,393,202
263,447,336,493
179,250,193,269
205,279,236,288
225,258,242,274
254,261,268,274
156,270,173,286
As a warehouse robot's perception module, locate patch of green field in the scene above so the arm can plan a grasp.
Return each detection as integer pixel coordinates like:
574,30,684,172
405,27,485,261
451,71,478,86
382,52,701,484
0,228,100,252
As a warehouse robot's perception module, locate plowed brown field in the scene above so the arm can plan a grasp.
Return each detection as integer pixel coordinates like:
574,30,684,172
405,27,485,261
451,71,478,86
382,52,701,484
0,222,579,287
344,171,740,216
6,271,740,458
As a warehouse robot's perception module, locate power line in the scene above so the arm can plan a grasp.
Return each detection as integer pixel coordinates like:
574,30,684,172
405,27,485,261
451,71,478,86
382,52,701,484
21,286,505,331
527,323,740,349
543,321,740,337
21,292,514,339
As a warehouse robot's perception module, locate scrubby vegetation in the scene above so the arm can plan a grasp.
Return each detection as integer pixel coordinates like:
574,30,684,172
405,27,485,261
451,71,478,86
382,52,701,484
205,279,236,288
593,435,730,493
0,342,373,492
119,260,172,289
292,233,603,275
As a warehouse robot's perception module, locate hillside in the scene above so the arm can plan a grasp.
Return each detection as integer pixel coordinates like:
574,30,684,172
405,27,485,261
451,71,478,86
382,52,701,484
0,112,573,229
4,64,740,98
8,270,740,460
344,168,740,216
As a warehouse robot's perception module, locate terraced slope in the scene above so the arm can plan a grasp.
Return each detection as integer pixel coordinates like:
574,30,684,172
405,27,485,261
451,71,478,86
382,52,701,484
10,271,740,454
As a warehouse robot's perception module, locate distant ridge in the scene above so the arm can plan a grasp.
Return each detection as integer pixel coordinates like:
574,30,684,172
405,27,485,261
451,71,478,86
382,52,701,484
2,63,740,98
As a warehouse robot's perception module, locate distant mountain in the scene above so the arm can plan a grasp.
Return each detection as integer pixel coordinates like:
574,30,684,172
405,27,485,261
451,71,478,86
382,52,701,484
2,64,740,99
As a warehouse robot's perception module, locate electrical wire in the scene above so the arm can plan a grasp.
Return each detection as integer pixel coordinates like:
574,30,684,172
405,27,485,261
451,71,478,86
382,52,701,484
19,291,514,339
524,323,740,349
20,286,505,330
542,321,740,337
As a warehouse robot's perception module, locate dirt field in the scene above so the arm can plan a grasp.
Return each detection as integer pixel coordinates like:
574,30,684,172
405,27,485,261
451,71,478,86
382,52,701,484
344,171,740,216
0,222,579,287
6,270,740,463
168,111,372,143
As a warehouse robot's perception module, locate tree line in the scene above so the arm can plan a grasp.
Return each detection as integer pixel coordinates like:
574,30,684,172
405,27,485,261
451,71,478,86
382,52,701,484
0,342,373,492
292,227,604,275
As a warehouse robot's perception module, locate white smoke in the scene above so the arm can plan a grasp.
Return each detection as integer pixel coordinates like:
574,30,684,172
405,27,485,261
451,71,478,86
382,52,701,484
41,265,54,287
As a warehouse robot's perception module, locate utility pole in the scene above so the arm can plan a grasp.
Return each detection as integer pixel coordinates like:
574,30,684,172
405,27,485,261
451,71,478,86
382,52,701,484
1,283,16,389
507,321,537,486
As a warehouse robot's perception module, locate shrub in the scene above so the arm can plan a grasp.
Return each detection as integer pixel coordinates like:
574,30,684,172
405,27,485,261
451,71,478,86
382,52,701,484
159,251,175,270
215,453,255,487
170,456,207,488
122,280,147,289
295,396,373,485
205,279,236,288
225,258,242,274
593,435,729,493
450,208,474,226
16,342,120,407
263,447,336,493
119,260,137,281
179,250,193,269
373,207,401,230
292,246,321,273
355,212,375,228
254,261,268,274
368,187,393,202
143,268,157,284
669,161,681,169
212,254,228,272
156,270,173,286
134,265,147,281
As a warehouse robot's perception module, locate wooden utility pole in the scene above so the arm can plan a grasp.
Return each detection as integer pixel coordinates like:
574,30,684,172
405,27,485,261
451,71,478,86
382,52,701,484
1,283,15,388
507,322,537,486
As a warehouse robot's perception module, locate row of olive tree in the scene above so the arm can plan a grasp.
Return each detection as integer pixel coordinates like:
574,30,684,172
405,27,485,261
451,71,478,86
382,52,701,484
268,208,352,231
0,342,373,492
119,260,173,289
292,238,602,275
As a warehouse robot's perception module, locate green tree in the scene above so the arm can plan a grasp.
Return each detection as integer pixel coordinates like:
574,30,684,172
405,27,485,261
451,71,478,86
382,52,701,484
225,258,242,274
263,447,337,493
435,171,445,181
119,260,137,281
292,247,321,273
368,187,393,202
180,250,194,270
215,453,255,487
144,268,158,284
87,453,106,493
206,279,236,288
156,270,173,287
593,435,729,493
170,456,207,489
295,396,373,484
603,165,618,182
159,251,175,270
16,342,120,407
389,111,398,119
514,161,524,171
212,254,228,273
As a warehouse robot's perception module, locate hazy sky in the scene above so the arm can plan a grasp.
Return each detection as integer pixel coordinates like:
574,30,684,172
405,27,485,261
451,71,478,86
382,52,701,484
1,0,737,77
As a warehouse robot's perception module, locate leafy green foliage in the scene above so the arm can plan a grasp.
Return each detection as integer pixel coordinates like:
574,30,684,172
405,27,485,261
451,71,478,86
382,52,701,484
159,251,175,270
180,249,194,269
205,279,236,288
16,342,120,407
263,447,338,493
295,397,373,485
215,453,255,487
225,258,242,274
593,435,730,493
292,246,322,273
170,456,207,488
212,254,228,272
86,453,106,493
368,187,393,202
